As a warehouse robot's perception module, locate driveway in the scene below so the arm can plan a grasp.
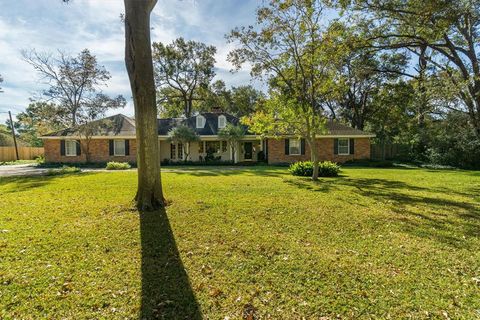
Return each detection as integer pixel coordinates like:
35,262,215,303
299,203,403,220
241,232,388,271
0,164,49,177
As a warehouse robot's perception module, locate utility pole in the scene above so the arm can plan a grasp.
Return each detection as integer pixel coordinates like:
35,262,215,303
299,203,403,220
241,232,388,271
8,111,19,160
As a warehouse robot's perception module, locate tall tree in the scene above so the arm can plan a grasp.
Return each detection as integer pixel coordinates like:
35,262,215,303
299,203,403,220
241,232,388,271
153,38,216,117
342,0,480,137
124,0,164,210
22,49,125,126
229,0,342,180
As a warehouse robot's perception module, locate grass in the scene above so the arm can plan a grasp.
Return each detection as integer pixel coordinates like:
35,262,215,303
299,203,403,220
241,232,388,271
0,159,37,166
0,166,479,319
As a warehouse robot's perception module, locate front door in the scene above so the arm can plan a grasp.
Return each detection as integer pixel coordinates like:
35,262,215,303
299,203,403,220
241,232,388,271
244,142,253,160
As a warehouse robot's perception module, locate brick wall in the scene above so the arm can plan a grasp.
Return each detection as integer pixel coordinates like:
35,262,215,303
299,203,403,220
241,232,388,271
267,137,371,164
44,139,137,163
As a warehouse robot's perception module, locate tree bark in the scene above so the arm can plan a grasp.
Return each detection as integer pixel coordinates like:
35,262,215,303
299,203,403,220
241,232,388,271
308,137,319,181
124,0,164,211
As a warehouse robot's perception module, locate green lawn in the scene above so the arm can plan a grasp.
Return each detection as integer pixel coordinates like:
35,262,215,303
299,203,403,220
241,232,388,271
1,166,479,319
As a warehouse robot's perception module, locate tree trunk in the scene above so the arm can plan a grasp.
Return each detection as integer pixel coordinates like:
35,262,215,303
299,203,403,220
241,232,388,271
124,0,164,211
308,137,319,181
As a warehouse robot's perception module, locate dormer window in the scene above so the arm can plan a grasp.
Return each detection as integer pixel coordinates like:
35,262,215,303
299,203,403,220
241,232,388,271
218,115,226,129
196,115,205,128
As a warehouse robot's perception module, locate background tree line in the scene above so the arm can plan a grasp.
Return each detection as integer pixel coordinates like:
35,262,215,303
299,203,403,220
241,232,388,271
5,0,480,171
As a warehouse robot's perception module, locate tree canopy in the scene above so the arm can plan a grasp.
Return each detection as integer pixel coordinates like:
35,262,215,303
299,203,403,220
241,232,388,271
22,49,126,126
153,38,216,117
228,0,344,179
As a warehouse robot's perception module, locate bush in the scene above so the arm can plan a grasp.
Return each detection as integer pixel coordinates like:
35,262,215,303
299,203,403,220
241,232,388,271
106,161,131,170
35,154,45,164
289,161,340,177
46,165,81,176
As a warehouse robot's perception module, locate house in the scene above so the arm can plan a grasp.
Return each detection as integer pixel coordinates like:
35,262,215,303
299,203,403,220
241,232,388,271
41,113,375,164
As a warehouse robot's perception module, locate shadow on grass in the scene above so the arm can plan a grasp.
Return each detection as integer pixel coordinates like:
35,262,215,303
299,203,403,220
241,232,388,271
163,166,286,178
140,209,201,319
283,176,480,249
0,172,88,193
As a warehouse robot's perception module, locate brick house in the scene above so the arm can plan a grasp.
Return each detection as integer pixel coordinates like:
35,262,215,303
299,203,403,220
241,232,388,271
41,113,374,164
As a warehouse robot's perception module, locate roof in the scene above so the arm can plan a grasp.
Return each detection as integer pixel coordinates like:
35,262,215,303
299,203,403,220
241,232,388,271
157,112,245,135
42,114,136,137
325,121,374,136
41,113,373,138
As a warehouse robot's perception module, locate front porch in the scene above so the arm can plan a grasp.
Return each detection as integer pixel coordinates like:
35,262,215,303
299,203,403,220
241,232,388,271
159,138,263,163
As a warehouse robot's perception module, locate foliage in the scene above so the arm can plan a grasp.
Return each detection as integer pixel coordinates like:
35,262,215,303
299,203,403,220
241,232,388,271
106,161,132,170
342,0,480,137
218,124,245,162
289,161,340,177
167,125,199,144
22,49,126,126
45,165,81,176
167,125,199,161
1,167,479,318
35,154,45,164
424,112,480,169
153,38,216,117
197,81,266,117
228,0,345,179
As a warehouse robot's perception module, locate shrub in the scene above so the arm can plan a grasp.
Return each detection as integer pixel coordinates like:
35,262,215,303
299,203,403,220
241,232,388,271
35,154,45,164
106,161,131,170
289,161,340,177
46,165,81,176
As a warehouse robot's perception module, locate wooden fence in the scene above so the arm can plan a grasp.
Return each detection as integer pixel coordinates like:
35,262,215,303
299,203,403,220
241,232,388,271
371,143,409,160
0,147,44,162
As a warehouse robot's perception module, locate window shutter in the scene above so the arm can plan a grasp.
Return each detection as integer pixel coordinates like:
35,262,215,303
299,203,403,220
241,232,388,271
301,138,306,155
125,140,130,156
60,140,65,156
109,140,114,156
76,140,81,156
285,139,290,155
349,138,354,155
334,138,338,155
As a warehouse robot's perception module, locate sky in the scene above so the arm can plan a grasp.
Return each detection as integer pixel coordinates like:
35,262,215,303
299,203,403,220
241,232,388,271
0,0,262,124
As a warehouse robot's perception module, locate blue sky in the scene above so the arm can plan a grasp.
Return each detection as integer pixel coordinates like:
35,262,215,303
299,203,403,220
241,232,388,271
0,0,261,124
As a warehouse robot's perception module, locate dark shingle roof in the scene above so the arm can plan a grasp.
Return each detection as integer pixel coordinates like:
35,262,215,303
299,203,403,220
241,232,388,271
42,113,373,137
42,114,136,137
325,121,373,136
158,112,244,135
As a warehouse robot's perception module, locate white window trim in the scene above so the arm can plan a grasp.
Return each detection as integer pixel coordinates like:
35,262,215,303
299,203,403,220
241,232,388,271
289,138,301,155
338,138,350,155
113,139,126,156
196,115,206,128
218,115,226,129
65,140,77,157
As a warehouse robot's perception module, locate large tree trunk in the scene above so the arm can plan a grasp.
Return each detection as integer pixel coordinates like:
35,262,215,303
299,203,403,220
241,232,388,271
124,0,164,211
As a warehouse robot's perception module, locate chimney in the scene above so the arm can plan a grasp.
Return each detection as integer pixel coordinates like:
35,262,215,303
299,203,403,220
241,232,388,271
211,106,223,113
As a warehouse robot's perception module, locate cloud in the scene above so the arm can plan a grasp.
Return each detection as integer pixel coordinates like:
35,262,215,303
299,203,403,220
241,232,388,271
0,0,260,123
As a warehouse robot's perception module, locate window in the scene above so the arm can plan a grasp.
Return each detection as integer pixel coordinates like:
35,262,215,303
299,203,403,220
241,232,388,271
177,143,183,160
289,139,301,155
205,141,221,153
170,143,176,160
65,140,77,156
196,115,205,128
218,115,226,129
114,140,126,156
221,141,227,152
338,138,350,155
199,141,204,153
